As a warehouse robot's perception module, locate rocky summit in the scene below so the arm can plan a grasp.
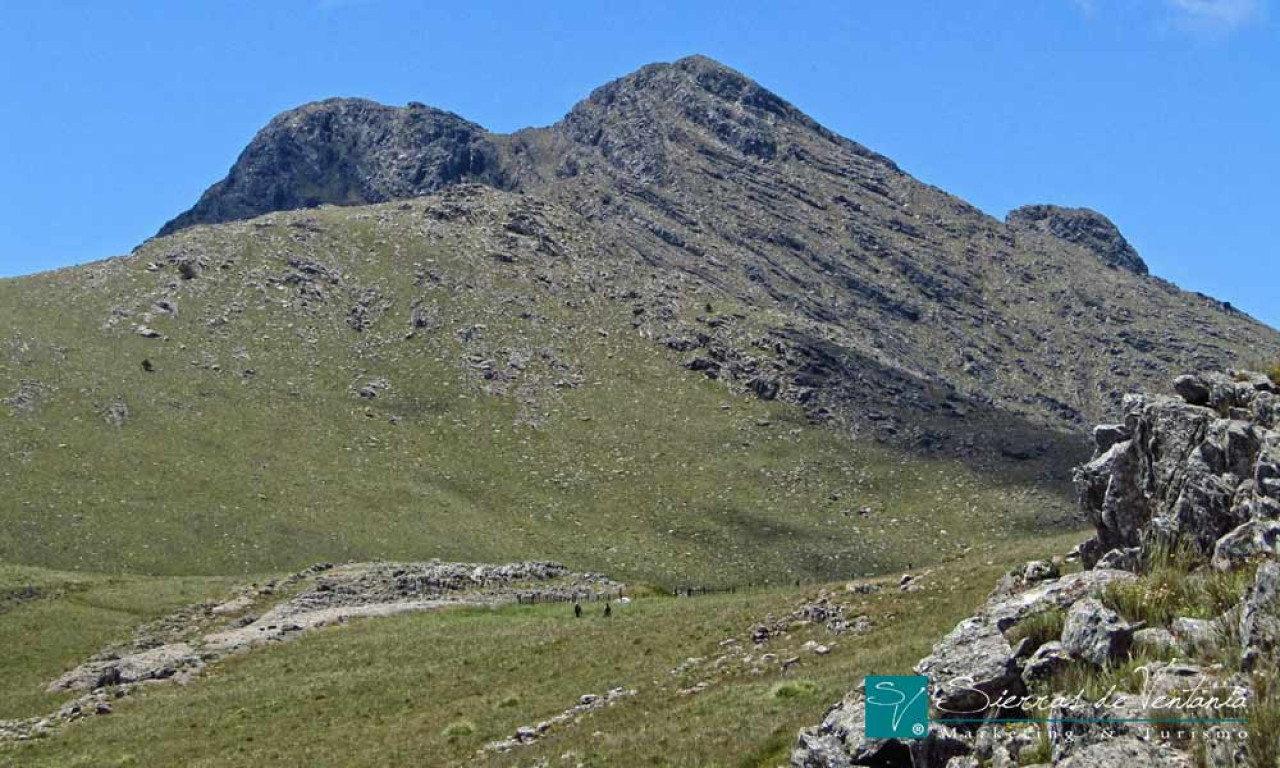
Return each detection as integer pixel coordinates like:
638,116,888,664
158,56,1275,455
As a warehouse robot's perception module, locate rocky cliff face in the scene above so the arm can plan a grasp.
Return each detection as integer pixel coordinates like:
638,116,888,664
794,370,1280,767
157,99,509,236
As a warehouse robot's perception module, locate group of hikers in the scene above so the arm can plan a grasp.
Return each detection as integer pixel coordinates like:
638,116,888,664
573,601,612,618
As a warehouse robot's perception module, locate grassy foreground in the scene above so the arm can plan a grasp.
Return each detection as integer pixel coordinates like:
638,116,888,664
1,530,1084,767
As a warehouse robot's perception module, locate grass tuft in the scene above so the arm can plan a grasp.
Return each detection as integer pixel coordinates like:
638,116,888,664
1245,669,1280,768
441,719,477,741
768,679,819,700
1006,608,1066,651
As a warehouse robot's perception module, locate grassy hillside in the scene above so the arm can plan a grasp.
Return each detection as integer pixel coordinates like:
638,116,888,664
0,531,1084,767
0,564,239,722
0,192,1078,586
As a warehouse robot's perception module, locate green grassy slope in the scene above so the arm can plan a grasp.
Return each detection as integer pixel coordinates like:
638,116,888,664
0,564,240,722
0,191,1078,586
0,531,1083,768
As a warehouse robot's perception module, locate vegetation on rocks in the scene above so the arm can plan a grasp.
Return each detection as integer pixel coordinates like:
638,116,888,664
795,370,1280,767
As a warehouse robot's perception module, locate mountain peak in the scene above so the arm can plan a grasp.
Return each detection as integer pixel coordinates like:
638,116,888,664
1007,204,1148,275
156,97,506,237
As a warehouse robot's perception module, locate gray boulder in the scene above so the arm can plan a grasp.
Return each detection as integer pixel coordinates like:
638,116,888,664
1173,374,1211,406
1021,560,1059,583
1240,560,1280,671
1061,598,1133,665
916,618,1022,717
1131,627,1177,657
1211,519,1280,570
1095,547,1141,572
791,695,910,767
1021,641,1071,686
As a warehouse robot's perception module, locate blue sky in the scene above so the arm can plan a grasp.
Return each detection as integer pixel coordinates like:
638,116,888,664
1,1,1275,327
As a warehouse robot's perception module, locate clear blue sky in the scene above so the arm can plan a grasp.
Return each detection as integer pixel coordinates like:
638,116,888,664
1,1,1275,327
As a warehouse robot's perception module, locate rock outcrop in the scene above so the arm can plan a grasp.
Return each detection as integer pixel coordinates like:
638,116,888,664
795,370,1280,767
157,99,509,236
4,560,621,743
1007,204,1148,275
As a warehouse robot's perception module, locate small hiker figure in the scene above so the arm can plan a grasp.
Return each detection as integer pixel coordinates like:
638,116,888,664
574,602,582,618
603,602,612,618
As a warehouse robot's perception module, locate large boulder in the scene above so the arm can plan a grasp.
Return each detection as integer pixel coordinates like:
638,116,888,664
1076,385,1279,560
1060,598,1133,666
915,618,1022,718
792,694,912,767
1212,519,1280,570
1021,641,1071,686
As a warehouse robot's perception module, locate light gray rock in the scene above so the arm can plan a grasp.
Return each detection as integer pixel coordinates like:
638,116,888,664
1021,641,1071,685
1136,661,1221,702
1048,696,1146,761
791,695,909,768
1061,598,1132,665
1132,627,1177,657
48,644,202,693
986,569,1135,632
1022,560,1059,583
1053,736,1190,767
1212,519,1280,570
1170,616,1218,655
1240,560,1280,671
1095,547,1141,572
916,617,1022,717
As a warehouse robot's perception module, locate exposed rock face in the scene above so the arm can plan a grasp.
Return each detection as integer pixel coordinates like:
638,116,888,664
10,559,621,743
795,371,1279,767
157,99,508,236
1241,560,1280,670
1006,204,1148,275
1075,370,1279,561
